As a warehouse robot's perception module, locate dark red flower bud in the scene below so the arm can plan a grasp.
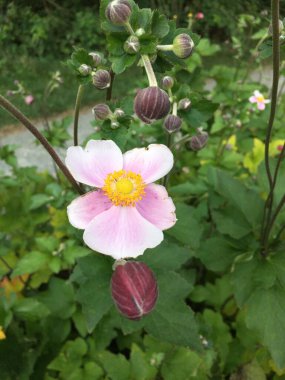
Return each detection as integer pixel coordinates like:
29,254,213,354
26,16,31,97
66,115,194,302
92,103,112,120
173,34,194,59
164,115,182,133
161,76,174,90
111,261,158,320
134,86,170,124
92,70,111,89
105,0,132,25
188,129,209,151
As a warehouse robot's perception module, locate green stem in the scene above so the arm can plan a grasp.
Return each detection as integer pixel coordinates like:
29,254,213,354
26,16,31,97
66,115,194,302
170,134,191,149
261,0,280,255
162,133,173,188
0,95,83,195
73,84,84,146
157,44,173,51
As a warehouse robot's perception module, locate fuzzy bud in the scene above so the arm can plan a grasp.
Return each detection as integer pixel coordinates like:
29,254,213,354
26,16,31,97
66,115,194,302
89,52,102,66
134,86,170,124
92,103,112,120
111,261,158,320
164,115,182,133
124,36,140,54
178,98,191,110
173,34,194,59
114,108,125,117
188,129,209,151
78,64,92,76
161,76,174,90
92,70,111,89
105,0,131,25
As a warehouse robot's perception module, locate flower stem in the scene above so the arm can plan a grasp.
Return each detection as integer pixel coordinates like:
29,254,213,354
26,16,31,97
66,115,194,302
156,44,173,51
0,95,83,195
261,0,281,255
106,70,115,101
73,84,84,146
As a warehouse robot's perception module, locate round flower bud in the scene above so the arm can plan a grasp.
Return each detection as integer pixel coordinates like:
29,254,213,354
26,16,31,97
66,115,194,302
92,103,112,120
124,36,140,54
195,12,204,20
268,20,284,36
111,261,158,320
164,115,182,133
78,64,92,76
135,28,145,37
178,98,191,110
188,130,209,151
111,121,120,129
134,86,170,124
161,76,174,90
114,108,125,117
173,34,194,59
105,0,131,25
89,52,102,66
92,70,111,89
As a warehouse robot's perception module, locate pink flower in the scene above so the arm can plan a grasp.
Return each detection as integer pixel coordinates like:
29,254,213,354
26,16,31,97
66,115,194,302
195,12,204,20
24,95,34,105
66,140,176,259
249,90,270,110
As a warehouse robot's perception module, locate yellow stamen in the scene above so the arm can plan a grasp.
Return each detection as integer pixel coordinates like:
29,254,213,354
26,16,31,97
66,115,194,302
103,170,145,207
257,95,264,102
0,327,6,340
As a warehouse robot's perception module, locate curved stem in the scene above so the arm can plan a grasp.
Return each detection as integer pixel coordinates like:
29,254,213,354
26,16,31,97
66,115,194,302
73,84,84,146
0,95,83,195
141,55,158,86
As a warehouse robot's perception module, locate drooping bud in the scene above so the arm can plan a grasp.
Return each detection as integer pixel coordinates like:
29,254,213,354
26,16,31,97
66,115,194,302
178,98,191,110
161,76,174,90
89,52,102,66
114,108,125,117
124,36,140,54
164,115,182,133
111,261,158,320
92,103,112,120
78,64,92,76
134,86,170,124
92,70,111,89
173,34,194,59
188,129,209,151
105,0,131,25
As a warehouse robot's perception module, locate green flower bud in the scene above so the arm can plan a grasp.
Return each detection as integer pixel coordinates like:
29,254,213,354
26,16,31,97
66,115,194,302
78,64,92,76
92,103,112,120
114,108,125,117
161,76,174,90
92,70,111,89
135,28,145,37
105,0,131,25
173,34,194,59
124,36,140,54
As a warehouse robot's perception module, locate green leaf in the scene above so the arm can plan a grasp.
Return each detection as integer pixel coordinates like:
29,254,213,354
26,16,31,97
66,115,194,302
72,254,113,333
151,11,169,38
166,203,203,249
97,351,131,380
111,54,137,74
12,251,48,277
29,194,51,210
130,343,158,380
13,298,50,321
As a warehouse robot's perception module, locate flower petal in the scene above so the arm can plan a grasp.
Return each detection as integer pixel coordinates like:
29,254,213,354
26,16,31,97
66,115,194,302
83,206,163,259
136,184,176,230
254,90,261,97
257,102,266,110
67,190,112,229
65,140,123,187
123,144,173,184
249,96,257,103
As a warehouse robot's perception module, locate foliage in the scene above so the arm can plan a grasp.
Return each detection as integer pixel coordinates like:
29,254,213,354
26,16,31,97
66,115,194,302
1,0,285,379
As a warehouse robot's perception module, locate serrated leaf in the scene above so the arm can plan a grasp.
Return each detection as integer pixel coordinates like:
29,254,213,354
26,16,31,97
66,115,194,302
151,11,169,39
111,54,137,74
98,351,131,380
12,251,48,277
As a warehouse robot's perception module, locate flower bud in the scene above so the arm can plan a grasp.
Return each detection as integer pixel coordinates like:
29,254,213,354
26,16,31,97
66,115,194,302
78,64,92,76
114,108,125,117
111,121,120,129
92,70,111,89
178,98,191,110
195,12,204,20
111,261,158,320
173,34,194,59
164,115,182,133
89,52,102,66
134,86,170,124
268,20,284,36
124,36,140,54
161,76,174,90
135,28,145,37
25,95,34,105
92,103,112,120
105,0,131,25
188,129,209,151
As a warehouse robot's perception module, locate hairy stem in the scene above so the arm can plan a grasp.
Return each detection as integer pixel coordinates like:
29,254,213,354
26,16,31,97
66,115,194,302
0,95,83,195
73,84,84,146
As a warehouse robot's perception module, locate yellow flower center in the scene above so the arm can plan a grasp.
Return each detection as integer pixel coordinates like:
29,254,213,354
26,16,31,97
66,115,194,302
103,170,145,206
257,95,264,102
